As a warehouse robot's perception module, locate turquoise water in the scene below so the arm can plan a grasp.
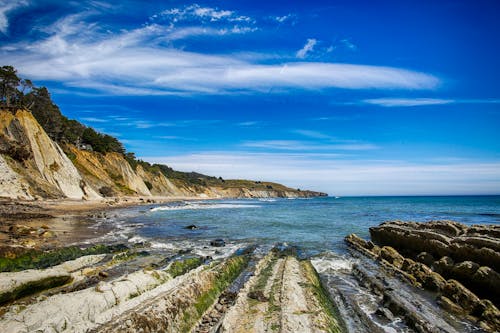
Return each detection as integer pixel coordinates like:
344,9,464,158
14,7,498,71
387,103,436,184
122,195,500,256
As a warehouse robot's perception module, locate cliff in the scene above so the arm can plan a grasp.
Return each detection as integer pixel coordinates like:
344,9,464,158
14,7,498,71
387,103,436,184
0,110,99,200
0,109,326,200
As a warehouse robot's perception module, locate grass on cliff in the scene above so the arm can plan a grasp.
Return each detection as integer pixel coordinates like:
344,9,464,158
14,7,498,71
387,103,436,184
0,244,127,272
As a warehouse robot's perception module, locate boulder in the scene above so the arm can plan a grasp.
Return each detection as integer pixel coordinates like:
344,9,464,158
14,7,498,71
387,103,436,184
210,239,226,247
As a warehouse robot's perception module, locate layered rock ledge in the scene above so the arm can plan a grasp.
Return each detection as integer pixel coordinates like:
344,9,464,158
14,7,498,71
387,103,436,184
346,220,500,332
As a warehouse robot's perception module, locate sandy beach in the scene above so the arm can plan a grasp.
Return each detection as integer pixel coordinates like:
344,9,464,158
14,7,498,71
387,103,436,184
0,196,198,250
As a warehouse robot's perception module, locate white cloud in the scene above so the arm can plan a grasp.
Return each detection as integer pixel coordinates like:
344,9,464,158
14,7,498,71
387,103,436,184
1,10,440,96
274,14,295,23
296,38,317,59
292,130,334,140
80,117,108,123
144,152,500,196
340,38,357,51
364,98,500,107
0,0,28,33
156,4,253,24
364,98,454,107
241,140,378,151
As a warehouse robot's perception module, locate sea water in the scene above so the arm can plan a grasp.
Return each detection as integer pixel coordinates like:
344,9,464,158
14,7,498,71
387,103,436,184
106,195,500,257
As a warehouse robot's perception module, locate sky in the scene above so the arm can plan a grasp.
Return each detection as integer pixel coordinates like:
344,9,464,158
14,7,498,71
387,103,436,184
1,0,500,196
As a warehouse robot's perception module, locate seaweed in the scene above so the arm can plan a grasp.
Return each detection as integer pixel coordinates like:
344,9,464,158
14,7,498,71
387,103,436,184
301,260,347,333
180,255,249,332
0,244,127,272
166,257,204,278
0,275,72,304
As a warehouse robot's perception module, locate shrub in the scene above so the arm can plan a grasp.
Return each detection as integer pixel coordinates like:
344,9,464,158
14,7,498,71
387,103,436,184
99,186,114,197
144,181,153,190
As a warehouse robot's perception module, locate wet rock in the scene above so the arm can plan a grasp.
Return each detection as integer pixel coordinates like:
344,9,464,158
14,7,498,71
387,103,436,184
185,224,198,230
416,252,434,267
98,271,109,278
210,239,225,247
375,307,395,321
248,290,268,302
379,246,404,269
370,220,500,272
442,279,482,314
437,295,465,314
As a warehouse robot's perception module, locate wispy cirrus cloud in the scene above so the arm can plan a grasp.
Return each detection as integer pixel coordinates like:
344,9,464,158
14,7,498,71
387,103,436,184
0,0,28,33
241,140,378,151
1,3,440,96
296,38,317,59
364,97,500,107
153,4,253,24
364,98,454,107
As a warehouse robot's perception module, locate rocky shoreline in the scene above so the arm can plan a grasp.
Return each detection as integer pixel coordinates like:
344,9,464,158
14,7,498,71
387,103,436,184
345,220,500,332
0,213,498,332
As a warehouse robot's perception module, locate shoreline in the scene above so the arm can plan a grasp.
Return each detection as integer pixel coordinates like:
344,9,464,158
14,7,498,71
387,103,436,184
0,196,210,250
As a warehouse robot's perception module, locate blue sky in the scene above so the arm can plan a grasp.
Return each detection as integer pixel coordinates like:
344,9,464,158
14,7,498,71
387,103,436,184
1,0,500,195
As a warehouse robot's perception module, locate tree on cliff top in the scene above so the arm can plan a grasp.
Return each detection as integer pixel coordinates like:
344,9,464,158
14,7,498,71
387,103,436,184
0,66,21,106
1,65,124,154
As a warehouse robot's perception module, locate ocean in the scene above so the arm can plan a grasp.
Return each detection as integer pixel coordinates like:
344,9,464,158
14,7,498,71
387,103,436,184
100,195,500,258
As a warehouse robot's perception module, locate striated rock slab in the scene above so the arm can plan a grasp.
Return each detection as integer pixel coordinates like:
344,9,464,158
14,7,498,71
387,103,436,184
369,220,500,306
346,228,500,332
220,250,345,333
0,254,105,304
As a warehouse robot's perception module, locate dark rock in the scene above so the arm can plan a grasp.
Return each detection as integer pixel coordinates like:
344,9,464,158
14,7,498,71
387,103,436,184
416,252,434,267
185,225,198,230
248,290,268,302
375,307,395,321
98,271,109,278
210,239,225,247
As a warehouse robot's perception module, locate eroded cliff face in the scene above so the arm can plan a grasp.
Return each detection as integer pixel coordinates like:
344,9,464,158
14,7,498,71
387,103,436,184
0,110,99,200
0,109,326,200
71,148,151,197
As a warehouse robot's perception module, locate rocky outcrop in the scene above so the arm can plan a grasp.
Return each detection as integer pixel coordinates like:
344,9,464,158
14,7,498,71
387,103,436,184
0,154,32,199
346,221,500,332
0,243,346,333
220,250,345,333
369,220,500,305
0,254,105,304
0,110,99,200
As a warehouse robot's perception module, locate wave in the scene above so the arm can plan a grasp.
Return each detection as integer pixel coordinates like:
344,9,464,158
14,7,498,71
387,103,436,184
311,253,356,273
150,202,261,212
258,198,277,202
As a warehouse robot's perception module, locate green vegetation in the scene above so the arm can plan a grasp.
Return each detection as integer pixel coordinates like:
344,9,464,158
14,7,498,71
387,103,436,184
0,275,72,305
0,65,124,154
0,244,127,272
144,181,153,191
166,257,204,278
301,260,346,333
180,255,249,332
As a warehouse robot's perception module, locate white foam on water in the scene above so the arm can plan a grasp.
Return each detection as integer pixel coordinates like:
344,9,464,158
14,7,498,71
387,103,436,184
311,255,356,273
258,198,277,202
150,202,261,211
